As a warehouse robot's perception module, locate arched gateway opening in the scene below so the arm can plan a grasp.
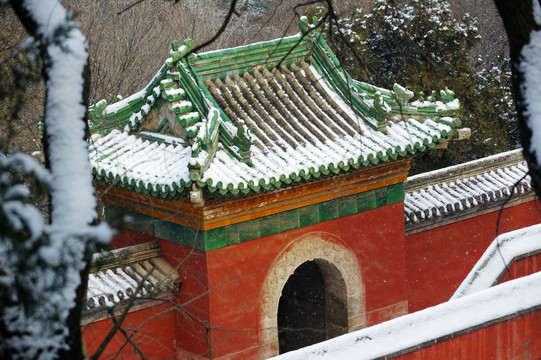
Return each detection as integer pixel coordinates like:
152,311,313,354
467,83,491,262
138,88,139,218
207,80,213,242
277,259,348,354
258,233,365,358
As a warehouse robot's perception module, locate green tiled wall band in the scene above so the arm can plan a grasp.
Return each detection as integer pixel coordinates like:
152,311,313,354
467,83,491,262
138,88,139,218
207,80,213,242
110,183,404,252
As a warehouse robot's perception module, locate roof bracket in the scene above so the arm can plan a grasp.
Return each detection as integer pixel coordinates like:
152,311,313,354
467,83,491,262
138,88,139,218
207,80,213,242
190,184,205,207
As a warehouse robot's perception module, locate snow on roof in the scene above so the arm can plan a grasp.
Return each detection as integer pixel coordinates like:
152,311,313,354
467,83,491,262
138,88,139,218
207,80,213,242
452,223,541,299
271,269,541,360
88,18,460,200
404,149,532,231
83,241,180,323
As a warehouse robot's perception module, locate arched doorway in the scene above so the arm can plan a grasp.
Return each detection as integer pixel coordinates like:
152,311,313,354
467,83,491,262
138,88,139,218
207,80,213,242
277,259,348,354
258,233,365,358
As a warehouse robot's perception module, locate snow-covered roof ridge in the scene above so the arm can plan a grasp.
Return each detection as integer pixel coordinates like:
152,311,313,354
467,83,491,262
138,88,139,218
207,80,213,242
83,241,180,324
272,270,541,360
452,223,541,300
404,149,532,230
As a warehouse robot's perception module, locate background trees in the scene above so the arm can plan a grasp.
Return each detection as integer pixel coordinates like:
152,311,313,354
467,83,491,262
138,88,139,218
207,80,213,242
313,0,518,173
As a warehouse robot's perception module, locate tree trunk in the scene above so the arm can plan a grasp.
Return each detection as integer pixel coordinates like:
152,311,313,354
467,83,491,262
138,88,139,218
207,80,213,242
493,0,541,197
9,2,92,359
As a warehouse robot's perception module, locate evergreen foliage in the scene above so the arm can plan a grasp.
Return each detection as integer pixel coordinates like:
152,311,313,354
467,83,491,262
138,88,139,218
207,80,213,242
312,0,518,173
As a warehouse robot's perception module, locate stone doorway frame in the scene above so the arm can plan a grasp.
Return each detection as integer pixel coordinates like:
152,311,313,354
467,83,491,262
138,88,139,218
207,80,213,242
257,232,365,357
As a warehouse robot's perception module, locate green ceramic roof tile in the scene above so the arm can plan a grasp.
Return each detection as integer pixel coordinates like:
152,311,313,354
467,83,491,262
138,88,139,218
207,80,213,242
89,16,461,201
319,200,338,222
238,219,260,243
224,223,240,246
299,205,320,227
205,226,226,251
260,214,280,238
387,183,405,204
376,187,388,207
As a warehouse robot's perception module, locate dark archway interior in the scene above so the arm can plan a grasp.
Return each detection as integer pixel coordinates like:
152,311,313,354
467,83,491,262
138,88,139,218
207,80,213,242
277,260,327,354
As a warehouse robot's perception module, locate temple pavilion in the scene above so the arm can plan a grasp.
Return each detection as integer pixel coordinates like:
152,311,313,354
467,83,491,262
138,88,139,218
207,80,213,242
82,16,541,360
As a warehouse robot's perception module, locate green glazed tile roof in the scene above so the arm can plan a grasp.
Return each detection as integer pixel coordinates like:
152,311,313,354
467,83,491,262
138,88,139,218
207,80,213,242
89,16,461,200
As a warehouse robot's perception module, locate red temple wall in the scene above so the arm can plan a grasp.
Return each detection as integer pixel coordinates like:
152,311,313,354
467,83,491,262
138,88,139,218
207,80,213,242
393,309,541,360
205,202,406,358
82,302,176,359
112,230,211,357
406,200,541,313
497,252,541,285
83,198,541,359
87,202,407,359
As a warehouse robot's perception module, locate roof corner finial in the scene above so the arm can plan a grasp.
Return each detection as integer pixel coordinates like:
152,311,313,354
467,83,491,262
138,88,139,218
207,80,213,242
234,119,253,165
393,83,414,107
430,90,437,103
168,38,195,67
183,38,194,53
440,87,455,104
299,15,311,34
369,91,388,131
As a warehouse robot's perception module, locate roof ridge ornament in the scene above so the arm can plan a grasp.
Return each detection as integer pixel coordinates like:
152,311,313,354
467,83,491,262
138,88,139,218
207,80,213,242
369,92,388,130
393,83,414,108
440,88,455,104
299,15,313,35
233,119,253,165
190,183,205,207
167,39,194,68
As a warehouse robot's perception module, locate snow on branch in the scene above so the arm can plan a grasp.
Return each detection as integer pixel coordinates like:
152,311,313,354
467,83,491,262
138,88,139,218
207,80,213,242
521,0,541,169
1,0,112,359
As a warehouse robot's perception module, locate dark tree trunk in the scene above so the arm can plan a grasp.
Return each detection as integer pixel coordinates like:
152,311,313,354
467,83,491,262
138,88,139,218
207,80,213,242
493,0,541,198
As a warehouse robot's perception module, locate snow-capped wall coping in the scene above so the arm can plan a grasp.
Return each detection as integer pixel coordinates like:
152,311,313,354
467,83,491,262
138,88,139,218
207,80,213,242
407,149,524,191
404,149,533,232
83,242,180,324
452,223,541,300
271,270,541,360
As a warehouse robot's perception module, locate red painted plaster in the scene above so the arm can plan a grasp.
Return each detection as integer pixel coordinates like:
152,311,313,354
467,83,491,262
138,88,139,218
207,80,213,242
83,198,541,359
82,302,176,359
393,309,541,359
111,230,211,356
406,200,541,313
498,252,541,285
205,202,406,358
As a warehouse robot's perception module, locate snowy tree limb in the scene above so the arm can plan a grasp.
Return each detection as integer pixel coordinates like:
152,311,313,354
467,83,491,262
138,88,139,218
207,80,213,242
1,1,112,359
493,0,541,198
